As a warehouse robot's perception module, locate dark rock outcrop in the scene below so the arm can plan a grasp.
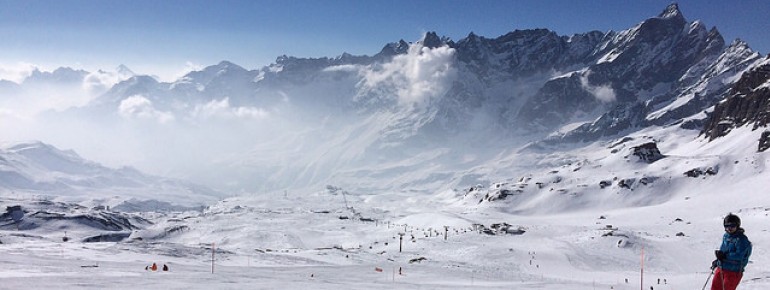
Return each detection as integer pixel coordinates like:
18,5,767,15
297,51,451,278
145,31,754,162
82,232,131,243
760,131,770,152
684,167,718,178
702,58,770,140
631,142,665,163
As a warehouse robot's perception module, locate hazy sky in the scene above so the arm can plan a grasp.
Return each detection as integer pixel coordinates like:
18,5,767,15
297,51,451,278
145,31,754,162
1,0,768,81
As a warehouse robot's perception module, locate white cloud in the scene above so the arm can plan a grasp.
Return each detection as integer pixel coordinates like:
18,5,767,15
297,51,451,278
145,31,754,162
323,64,359,73
82,69,134,95
192,98,269,119
118,95,175,123
0,64,110,116
0,62,37,83
580,72,616,103
360,43,457,107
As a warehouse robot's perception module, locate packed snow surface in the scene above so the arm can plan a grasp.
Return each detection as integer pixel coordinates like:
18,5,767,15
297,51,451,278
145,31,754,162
2,125,769,289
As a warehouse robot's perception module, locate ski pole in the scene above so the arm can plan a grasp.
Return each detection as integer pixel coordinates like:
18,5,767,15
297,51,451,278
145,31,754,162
701,269,714,290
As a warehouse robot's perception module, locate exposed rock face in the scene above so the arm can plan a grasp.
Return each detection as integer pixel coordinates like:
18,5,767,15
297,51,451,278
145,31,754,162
454,28,602,80
516,74,598,129
618,178,635,189
759,131,770,152
631,142,665,163
684,167,718,178
702,57,770,141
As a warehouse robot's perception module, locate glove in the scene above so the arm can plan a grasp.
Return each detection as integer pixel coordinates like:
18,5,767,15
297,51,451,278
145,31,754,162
711,259,719,270
715,250,726,261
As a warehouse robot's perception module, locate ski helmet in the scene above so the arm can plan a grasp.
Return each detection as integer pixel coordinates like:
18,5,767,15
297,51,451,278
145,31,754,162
723,213,741,227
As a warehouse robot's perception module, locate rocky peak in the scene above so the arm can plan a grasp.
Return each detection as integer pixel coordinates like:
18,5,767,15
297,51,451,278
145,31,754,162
116,64,135,76
180,60,248,84
703,27,726,53
457,32,486,48
274,55,335,71
455,33,491,64
725,39,754,55
658,3,685,22
496,29,559,45
212,61,247,73
333,52,372,65
420,31,446,48
97,75,161,106
377,40,410,57
23,67,88,85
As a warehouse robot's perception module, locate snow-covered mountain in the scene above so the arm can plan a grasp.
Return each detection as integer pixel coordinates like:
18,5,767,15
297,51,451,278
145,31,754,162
0,65,134,119
703,56,770,142
3,4,769,197
0,141,218,208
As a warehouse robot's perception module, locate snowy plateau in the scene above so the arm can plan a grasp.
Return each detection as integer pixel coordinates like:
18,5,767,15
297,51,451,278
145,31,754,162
1,4,770,290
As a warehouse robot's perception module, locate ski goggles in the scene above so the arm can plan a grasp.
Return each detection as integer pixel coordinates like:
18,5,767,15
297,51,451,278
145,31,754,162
724,224,737,229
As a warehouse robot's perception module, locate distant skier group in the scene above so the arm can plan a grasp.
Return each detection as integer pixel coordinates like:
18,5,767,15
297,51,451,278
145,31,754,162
145,262,169,272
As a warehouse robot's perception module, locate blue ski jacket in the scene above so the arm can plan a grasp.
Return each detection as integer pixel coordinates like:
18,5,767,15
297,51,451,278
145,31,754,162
718,228,752,272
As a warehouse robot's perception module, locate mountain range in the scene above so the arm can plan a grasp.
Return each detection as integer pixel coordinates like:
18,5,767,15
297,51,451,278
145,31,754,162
1,3,768,201
0,140,218,208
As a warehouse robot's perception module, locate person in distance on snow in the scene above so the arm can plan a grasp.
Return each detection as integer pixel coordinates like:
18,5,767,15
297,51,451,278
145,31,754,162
710,213,752,290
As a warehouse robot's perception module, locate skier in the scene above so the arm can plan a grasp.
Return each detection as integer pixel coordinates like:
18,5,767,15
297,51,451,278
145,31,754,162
710,213,752,290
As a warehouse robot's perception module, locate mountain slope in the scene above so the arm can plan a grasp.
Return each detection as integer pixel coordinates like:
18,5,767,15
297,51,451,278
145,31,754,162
0,141,219,207
702,55,770,144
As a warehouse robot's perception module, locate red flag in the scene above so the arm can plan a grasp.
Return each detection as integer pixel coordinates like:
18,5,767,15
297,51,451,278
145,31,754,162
374,267,383,272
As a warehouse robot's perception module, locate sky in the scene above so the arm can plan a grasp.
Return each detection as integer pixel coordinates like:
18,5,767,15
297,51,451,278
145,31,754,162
0,0,768,81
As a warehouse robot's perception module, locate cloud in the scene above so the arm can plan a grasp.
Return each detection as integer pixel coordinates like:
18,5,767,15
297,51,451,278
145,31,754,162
118,95,175,123
0,62,37,83
1,63,135,116
192,98,269,119
360,42,457,107
83,69,134,95
580,72,616,103
323,64,359,73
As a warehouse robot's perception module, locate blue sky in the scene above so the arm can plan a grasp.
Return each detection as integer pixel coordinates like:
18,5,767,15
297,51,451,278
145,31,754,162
1,0,768,80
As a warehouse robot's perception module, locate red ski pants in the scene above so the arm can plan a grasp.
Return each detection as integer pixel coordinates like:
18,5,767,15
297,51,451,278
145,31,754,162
711,267,743,290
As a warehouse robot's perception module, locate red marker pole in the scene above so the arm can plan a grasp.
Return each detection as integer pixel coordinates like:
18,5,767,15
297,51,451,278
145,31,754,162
639,247,644,290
